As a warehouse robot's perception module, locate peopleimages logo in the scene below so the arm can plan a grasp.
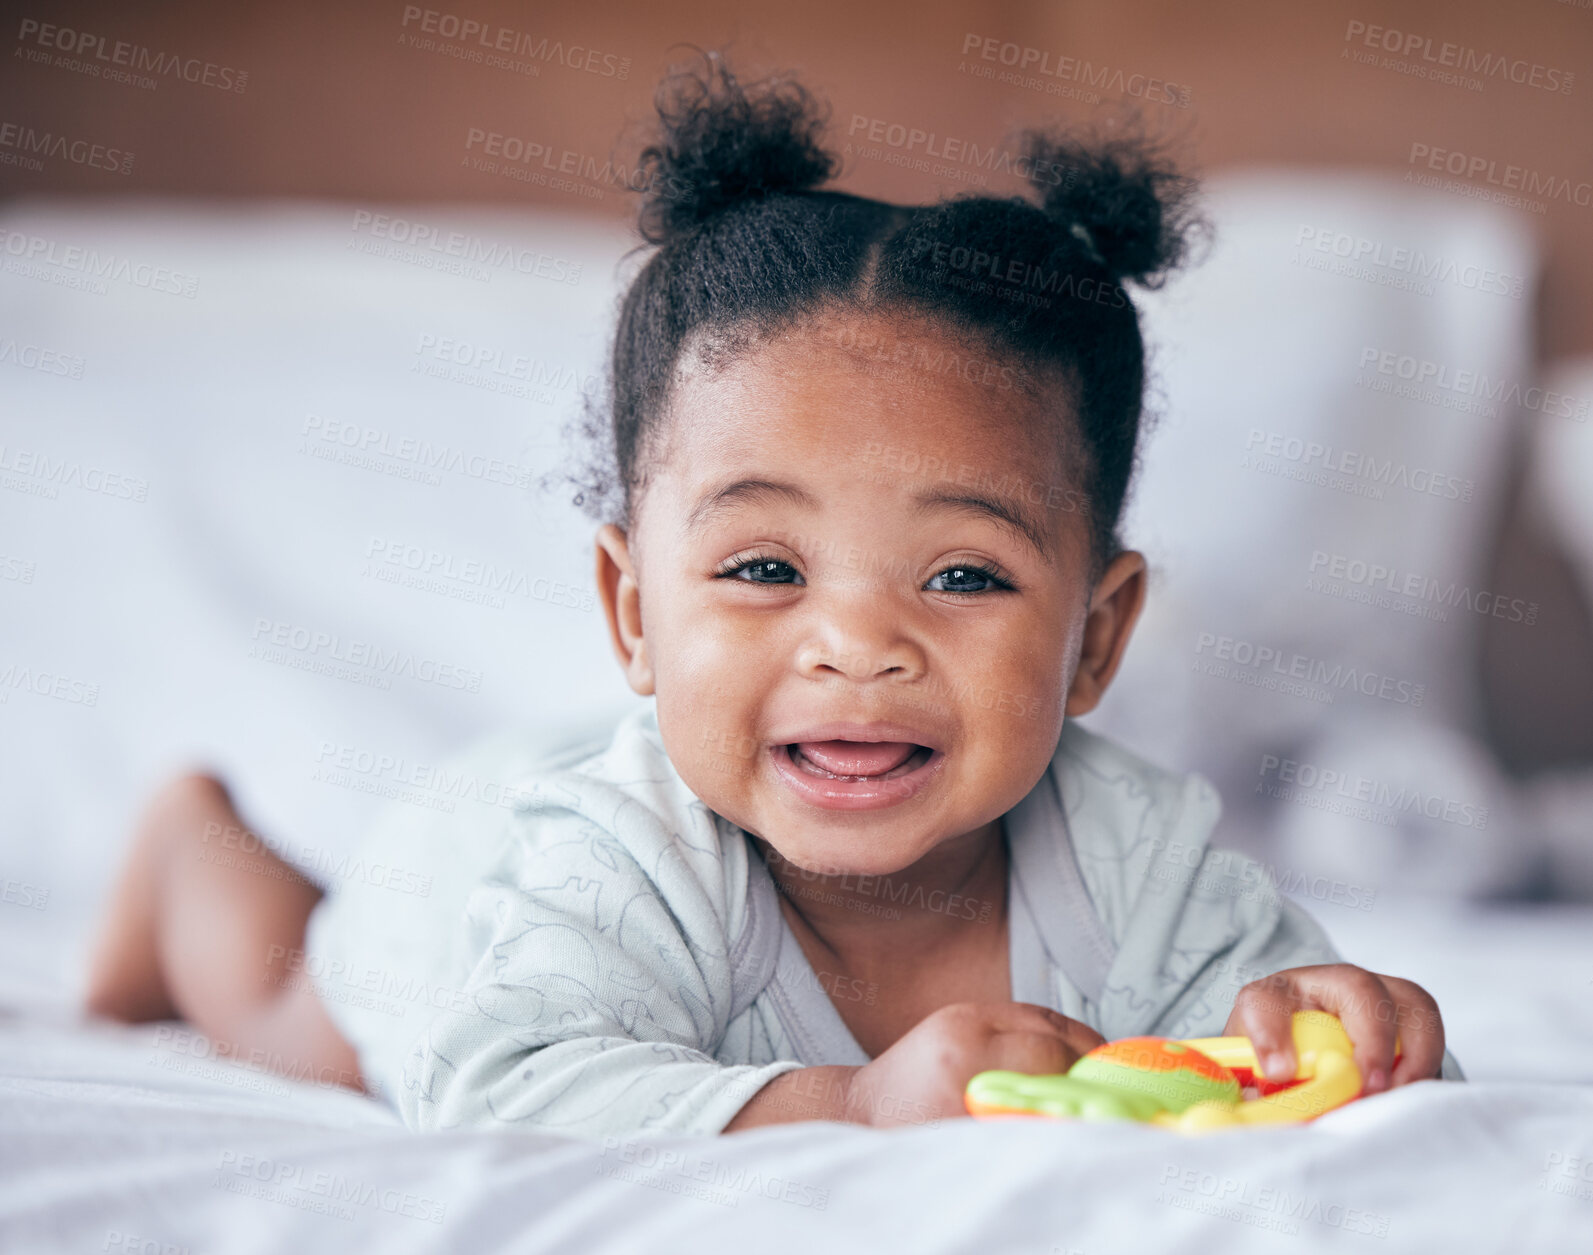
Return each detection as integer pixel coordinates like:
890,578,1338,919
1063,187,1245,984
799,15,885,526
1308,550,1538,625
958,33,1193,106
299,413,540,492
364,537,597,613
1342,19,1574,94
0,338,85,379
1194,632,1426,706
1407,142,1591,209
1242,428,1474,502
348,211,583,286
597,1137,830,1210
1357,346,1591,422
1294,226,1527,299
912,238,1130,309
0,120,133,174
1158,1163,1391,1238
313,735,544,812
0,227,200,298
249,618,484,693
1258,755,1489,830
0,663,99,707
214,1149,448,1223
462,128,667,197
397,6,630,79
14,17,250,92
844,113,1073,185
0,442,149,501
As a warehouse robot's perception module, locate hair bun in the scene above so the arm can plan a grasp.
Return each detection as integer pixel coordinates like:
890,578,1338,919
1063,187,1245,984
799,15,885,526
636,50,838,245
1022,130,1204,287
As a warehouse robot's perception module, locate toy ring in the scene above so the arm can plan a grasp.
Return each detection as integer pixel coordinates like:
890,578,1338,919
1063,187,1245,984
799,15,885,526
965,1010,1396,1133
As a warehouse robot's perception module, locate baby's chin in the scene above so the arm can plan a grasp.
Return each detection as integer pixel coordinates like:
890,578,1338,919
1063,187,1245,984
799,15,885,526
751,829,955,881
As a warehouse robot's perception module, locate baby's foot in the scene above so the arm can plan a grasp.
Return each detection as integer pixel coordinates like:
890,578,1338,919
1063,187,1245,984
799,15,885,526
82,772,233,1023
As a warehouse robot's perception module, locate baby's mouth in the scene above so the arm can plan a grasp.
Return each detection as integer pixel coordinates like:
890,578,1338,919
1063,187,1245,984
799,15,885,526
787,740,933,781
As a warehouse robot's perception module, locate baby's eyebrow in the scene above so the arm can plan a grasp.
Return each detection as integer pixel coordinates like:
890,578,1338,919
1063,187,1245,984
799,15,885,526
912,486,1055,565
686,477,819,534
685,475,1054,565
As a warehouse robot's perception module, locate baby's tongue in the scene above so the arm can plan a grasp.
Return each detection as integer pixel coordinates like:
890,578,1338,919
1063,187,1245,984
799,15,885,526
795,740,917,777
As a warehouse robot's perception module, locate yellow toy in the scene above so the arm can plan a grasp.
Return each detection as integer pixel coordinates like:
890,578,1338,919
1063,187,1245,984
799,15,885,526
965,1011,1394,1133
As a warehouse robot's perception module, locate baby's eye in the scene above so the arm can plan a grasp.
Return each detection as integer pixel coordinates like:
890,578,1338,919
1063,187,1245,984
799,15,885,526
926,564,1012,594
720,556,804,585
715,555,1013,593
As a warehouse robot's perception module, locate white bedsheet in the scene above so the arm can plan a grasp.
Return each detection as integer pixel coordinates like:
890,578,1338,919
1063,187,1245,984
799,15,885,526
3,1002,1591,1253
4,899,1592,1252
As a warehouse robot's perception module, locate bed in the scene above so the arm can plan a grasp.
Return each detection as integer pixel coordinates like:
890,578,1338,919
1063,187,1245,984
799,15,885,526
3,186,1592,1251
4,899,1593,1252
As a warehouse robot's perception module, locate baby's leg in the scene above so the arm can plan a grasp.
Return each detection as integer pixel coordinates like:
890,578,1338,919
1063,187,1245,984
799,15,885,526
84,773,367,1094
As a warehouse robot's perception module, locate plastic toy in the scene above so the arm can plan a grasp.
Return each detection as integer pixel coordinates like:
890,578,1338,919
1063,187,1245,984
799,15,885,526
964,1010,1397,1133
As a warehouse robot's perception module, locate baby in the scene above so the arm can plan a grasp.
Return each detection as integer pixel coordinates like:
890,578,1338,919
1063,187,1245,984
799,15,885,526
83,52,1459,1139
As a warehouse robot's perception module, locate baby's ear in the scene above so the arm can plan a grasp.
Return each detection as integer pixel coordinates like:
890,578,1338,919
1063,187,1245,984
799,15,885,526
595,525,655,696
1064,550,1147,717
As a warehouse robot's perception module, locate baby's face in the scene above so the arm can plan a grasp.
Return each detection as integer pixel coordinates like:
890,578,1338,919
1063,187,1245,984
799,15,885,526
596,308,1144,877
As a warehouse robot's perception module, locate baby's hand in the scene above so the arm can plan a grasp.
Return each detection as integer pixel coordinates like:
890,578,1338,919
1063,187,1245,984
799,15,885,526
1224,964,1444,1094
844,1002,1106,1127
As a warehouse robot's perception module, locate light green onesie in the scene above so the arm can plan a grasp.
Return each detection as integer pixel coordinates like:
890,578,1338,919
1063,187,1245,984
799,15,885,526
302,701,1463,1139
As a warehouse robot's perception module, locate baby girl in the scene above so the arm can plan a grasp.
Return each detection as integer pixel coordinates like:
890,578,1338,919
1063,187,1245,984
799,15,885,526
84,52,1458,1139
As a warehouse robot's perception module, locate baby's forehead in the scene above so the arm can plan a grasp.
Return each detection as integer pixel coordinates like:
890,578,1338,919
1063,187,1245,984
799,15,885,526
669,307,1072,447
649,313,1087,532
690,306,1043,383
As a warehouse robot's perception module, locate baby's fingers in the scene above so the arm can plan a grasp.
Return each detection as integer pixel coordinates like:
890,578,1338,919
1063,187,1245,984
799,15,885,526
1301,966,1400,1094
1227,974,1304,1082
1375,975,1444,1086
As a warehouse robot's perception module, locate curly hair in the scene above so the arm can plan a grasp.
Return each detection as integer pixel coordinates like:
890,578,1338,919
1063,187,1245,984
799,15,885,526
554,48,1207,572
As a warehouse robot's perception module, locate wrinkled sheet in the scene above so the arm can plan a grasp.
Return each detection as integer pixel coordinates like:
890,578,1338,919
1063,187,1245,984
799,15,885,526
2,1000,1591,1254
4,899,1593,1253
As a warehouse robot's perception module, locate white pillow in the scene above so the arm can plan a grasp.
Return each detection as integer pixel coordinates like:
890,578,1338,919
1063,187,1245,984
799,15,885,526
1087,170,1540,900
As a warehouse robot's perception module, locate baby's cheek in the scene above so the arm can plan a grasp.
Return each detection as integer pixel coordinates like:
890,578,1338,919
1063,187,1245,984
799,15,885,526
683,726,765,796
651,625,764,744
957,680,1063,792
987,616,1071,727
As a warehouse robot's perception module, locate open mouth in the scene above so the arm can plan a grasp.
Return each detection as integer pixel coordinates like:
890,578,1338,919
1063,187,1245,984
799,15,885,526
770,739,945,810
786,740,934,780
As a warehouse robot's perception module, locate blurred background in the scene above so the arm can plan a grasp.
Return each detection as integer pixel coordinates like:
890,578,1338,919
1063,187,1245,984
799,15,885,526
4,0,1593,1005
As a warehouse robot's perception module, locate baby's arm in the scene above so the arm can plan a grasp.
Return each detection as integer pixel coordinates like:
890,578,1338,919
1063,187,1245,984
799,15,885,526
397,828,803,1139
725,1003,1104,1131
396,796,1107,1136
